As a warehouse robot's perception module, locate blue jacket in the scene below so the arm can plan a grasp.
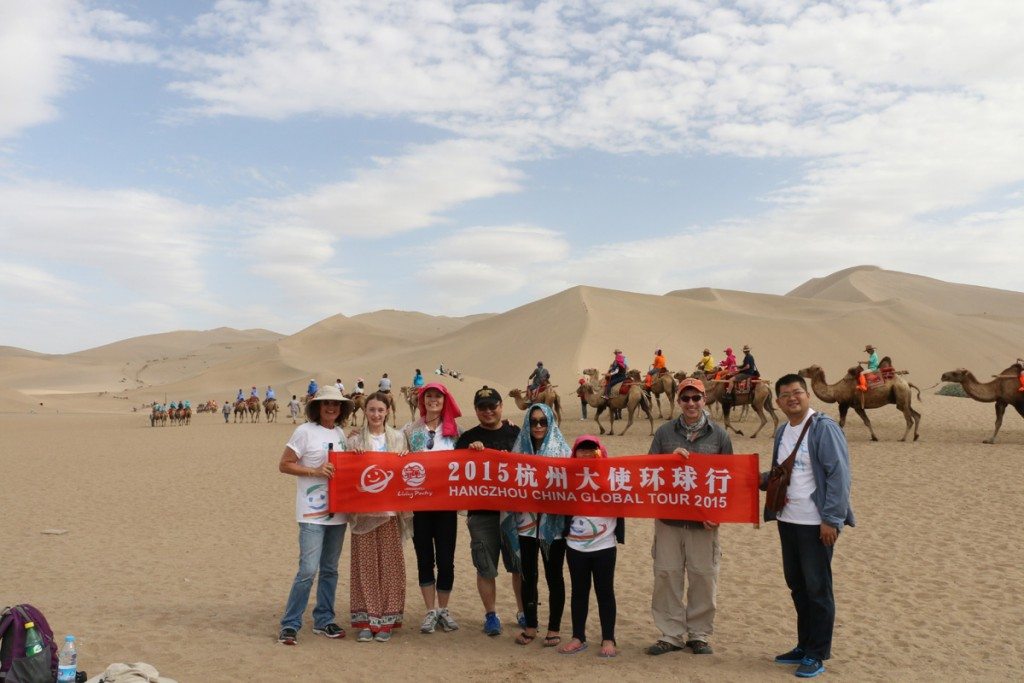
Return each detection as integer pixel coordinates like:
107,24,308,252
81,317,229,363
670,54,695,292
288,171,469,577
762,411,855,528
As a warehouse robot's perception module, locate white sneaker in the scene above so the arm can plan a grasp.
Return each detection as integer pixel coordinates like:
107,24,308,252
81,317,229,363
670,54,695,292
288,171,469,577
436,608,459,632
420,609,438,633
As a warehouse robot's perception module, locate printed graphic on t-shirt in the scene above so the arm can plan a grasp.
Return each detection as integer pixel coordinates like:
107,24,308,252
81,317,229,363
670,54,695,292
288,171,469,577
302,483,332,520
568,518,608,548
517,512,538,536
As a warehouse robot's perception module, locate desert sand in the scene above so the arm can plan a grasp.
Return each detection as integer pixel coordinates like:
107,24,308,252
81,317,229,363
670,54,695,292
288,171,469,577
3,265,1024,681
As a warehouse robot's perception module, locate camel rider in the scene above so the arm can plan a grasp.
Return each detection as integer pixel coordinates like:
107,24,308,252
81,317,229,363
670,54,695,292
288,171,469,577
646,349,667,388
718,347,737,382
306,379,318,399
437,362,446,375
335,378,345,393
413,369,425,388
236,388,245,402
696,349,715,374
726,344,759,394
250,385,259,399
1017,358,1024,392
604,349,628,398
528,361,550,399
183,400,191,409
857,345,880,393
378,373,392,393
265,386,276,401
353,379,365,395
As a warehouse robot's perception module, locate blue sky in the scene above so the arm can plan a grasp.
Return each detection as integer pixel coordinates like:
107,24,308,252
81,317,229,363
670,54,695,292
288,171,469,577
2,1,1022,353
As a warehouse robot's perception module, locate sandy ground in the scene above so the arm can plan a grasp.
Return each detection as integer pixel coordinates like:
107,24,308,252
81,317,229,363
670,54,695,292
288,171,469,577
3,394,1023,682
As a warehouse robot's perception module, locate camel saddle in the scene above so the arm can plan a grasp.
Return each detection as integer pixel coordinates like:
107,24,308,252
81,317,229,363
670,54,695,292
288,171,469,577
528,381,550,401
734,378,752,395
880,366,897,381
863,371,885,389
618,379,636,395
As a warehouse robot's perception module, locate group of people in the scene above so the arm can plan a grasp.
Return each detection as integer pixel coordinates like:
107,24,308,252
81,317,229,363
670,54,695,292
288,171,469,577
276,372,854,678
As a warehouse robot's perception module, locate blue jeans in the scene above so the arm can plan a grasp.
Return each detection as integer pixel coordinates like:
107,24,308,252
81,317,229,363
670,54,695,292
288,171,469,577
281,522,347,630
778,521,835,660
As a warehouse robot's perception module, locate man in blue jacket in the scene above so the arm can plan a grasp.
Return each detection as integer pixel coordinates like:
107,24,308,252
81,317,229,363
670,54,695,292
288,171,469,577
763,373,854,679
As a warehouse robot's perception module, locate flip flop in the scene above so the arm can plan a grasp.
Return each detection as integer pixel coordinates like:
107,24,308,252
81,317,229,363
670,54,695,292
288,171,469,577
543,635,562,647
515,632,537,645
598,646,618,658
558,641,588,655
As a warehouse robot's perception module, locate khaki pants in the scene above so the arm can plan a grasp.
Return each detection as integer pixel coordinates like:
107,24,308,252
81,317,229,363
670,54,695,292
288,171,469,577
651,520,721,646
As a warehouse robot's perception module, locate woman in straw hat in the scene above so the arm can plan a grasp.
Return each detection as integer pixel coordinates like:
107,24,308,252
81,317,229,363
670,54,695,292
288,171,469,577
277,385,354,645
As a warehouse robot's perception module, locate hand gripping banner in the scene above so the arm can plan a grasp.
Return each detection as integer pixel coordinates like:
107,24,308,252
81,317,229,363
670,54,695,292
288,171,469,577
329,449,760,523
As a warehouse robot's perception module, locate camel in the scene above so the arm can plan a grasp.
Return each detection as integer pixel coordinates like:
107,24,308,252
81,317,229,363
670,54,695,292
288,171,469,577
509,387,563,424
264,398,278,423
182,406,191,426
348,393,365,426
150,406,166,427
580,369,654,436
691,371,778,439
400,386,419,421
645,370,678,419
940,364,1024,443
799,364,921,442
246,396,261,423
233,399,248,423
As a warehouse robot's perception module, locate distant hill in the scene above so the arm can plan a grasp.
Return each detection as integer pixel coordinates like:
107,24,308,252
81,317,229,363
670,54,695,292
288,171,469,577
786,265,1024,318
2,267,1023,412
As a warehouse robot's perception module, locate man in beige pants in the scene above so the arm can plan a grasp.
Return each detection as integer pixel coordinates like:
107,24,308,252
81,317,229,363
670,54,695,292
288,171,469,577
645,378,734,656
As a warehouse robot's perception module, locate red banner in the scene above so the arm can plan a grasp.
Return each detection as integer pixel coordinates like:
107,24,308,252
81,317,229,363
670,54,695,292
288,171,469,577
329,449,760,524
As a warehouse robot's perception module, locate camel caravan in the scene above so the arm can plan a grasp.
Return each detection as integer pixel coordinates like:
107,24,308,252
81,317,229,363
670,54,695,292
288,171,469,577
941,360,1024,443
149,402,191,426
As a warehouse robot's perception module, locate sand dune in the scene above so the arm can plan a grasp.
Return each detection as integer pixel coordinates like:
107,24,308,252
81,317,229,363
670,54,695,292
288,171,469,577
2,267,1023,417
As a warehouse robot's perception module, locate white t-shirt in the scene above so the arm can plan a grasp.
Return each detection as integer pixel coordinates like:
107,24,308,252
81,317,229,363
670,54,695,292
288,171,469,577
369,433,388,452
567,516,617,552
517,512,538,538
777,409,822,525
285,422,347,525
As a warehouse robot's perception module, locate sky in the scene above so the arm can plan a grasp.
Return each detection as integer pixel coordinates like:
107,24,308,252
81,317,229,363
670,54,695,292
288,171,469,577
2,0,1022,354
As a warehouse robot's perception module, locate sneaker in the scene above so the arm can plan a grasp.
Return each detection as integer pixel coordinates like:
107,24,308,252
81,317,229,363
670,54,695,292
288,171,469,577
374,630,392,642
312,623,345,639
437,608,460,632
420,610,438,634
277,627,297,645
516,611,527,629
775,647,806,665
795,657,825,678
356,629,373,642
686,640,713,655
483,612,502,636
645,640,683,656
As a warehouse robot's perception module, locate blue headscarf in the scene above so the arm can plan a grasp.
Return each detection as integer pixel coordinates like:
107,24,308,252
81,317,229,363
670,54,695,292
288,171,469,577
501,403,571,568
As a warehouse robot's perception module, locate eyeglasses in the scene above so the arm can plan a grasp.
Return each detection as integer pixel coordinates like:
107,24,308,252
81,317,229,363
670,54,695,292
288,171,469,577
426,430,436,450
777,390,808,400
678,395,703,403
529,418,548,428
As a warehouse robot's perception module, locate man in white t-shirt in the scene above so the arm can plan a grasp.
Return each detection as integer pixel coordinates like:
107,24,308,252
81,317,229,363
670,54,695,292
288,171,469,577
762,374,854,679
378,373,392,393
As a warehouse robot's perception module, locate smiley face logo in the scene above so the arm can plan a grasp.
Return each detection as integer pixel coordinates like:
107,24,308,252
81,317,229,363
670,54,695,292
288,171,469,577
401,462,427,487
359,465,394,493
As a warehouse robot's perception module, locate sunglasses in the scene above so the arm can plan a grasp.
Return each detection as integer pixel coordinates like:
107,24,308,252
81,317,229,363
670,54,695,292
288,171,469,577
529,418,549,428
678,394,703,403
476,403,499,412
426,430,435,450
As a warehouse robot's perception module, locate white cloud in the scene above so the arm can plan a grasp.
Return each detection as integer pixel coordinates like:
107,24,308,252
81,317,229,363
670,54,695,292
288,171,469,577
0,261,82,305
0,180,210,295
264,139,522,236
0,2,156,140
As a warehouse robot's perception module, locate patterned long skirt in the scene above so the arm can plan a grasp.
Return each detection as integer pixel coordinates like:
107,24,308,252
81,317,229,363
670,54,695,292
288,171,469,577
350,517,405,633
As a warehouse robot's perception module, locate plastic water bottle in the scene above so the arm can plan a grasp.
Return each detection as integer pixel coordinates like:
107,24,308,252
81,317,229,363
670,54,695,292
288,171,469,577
57,635,78,682
24,622,43,656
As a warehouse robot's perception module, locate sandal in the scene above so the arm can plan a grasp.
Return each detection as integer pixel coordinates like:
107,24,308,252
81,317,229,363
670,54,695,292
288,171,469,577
543,635,562,647
599,641,618,658
557,639,588,655
515,631,537,645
